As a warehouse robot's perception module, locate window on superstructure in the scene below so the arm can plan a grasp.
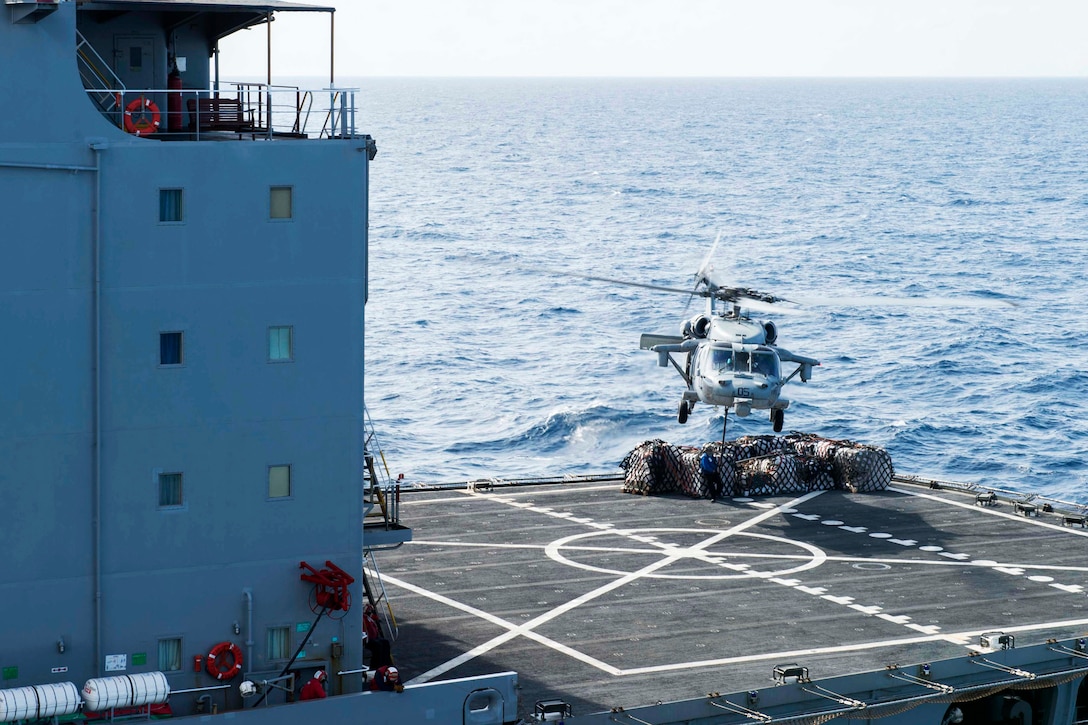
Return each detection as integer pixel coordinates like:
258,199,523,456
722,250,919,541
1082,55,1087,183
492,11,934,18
268,465,292,499
158,473,183,508
160,332,183,366
267,627,290,660
268,326,293,362
159,189,183,223
270,186,293,220
157,638,182,672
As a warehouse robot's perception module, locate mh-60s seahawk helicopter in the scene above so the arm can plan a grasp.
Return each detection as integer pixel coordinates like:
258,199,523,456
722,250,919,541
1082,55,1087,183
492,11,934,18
639,282,816,434
560,233,1014,437
565,233,817,435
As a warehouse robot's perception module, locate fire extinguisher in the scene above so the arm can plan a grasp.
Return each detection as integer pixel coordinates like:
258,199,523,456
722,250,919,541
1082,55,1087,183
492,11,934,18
167,63,183,132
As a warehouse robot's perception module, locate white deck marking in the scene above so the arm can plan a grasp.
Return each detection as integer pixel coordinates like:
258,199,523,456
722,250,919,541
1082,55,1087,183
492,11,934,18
823,554,1088,573
778,486,1088,593
407,540,547,551
619,616,1088,676
403,491,824,683
544,528,828,580
386,485,1088,684
399,483,622,506
393,485,1088,683
383,573,624,683
443,487,1045,643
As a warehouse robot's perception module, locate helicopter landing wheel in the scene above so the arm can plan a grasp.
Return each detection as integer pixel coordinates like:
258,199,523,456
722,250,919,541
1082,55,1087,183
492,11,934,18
678,400,690,425
772,408,784,433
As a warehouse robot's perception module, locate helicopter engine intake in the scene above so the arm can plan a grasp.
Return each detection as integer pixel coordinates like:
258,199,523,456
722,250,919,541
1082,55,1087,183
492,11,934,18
683,314,712,339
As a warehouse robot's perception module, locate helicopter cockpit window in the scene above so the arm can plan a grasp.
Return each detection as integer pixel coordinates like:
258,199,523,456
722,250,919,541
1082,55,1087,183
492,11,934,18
710,348,733,371
732,351,750,373
751,351,779,377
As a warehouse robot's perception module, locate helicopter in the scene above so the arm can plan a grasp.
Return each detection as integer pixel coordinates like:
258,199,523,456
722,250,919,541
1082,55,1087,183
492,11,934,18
552,234,1015,438
558,233,818,435
639,282,817,434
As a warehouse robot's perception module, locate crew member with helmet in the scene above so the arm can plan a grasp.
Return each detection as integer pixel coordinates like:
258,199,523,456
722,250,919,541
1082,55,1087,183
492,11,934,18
300,670,328,700
369,665,403,692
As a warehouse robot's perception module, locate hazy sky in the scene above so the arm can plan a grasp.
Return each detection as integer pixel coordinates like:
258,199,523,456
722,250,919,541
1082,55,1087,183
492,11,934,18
218,1,1088,78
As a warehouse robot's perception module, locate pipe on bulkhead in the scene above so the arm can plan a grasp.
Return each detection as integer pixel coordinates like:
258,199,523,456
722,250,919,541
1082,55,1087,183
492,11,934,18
243,588,254,675
90,142,106,676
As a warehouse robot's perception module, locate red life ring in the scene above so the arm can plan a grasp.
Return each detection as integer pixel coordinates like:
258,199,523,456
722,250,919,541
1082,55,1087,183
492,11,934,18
123,97,161,136
206,641,243,680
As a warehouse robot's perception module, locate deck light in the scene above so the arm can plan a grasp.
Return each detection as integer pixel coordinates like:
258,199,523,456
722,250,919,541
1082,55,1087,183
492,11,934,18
980,632,1014,650
534,699,572,722
773,663,809,684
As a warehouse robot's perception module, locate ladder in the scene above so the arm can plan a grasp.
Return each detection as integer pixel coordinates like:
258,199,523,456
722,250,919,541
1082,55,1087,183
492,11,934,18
362,404,398,640
362,549,398,641
76,30,126,119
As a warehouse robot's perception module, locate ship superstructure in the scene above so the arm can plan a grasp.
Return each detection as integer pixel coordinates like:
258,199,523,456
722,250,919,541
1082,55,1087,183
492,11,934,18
0,0,437,719
1,3,521,721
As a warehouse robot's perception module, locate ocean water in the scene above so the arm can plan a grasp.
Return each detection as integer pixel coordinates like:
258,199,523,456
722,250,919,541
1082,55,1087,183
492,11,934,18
354,78,1088,502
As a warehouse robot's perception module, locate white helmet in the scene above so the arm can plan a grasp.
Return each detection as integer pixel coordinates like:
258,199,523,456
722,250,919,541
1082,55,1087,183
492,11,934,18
239,681,257,698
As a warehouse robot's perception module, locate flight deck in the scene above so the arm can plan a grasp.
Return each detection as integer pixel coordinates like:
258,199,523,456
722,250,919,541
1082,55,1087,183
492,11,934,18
377,477,1088,718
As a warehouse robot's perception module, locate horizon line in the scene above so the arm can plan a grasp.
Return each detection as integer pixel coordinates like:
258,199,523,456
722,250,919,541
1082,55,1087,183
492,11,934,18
245,74,1088,81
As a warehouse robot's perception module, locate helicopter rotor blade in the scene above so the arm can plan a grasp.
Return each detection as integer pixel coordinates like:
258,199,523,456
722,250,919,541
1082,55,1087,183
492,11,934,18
695,230,723,283
546,269,706,297
788,294,1017,309
686,230,724,311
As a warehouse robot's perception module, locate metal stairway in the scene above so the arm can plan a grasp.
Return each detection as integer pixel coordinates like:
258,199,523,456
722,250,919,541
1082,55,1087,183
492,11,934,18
76,30,125,120
362,548,398,642
361,405,407,643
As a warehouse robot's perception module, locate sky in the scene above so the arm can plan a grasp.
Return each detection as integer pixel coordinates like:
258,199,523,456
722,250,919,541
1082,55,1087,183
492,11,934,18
218,1,1088,79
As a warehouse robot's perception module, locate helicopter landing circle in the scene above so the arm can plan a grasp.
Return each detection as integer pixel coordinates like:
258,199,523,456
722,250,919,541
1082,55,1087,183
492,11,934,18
544,527,827,581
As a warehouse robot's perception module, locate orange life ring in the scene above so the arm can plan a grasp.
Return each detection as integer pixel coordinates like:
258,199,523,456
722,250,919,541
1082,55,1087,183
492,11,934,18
123,97,161,136
206,641,244,680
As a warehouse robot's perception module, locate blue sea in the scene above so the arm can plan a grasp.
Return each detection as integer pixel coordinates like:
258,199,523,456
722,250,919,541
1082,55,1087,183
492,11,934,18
353,78,1088,502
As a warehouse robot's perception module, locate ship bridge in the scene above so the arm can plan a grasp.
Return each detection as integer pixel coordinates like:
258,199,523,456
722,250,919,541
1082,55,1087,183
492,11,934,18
65,0,365,141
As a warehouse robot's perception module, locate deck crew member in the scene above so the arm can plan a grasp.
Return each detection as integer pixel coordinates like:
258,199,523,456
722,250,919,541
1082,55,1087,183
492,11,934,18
300,670,328,700
369,665,403,692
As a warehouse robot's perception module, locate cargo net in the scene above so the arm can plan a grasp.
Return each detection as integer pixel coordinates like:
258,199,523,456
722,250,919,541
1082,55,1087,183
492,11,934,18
619,434,893,499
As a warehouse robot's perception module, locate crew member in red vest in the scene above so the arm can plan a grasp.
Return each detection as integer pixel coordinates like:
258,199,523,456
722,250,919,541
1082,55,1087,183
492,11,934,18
369,665,402,692
300,670,327,700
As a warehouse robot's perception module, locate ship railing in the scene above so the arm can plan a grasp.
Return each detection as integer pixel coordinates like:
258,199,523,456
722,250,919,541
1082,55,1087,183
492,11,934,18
364,481,401,531
363,404,403,529
170,684,231,714
86,84,361,140
893,474,1088,521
